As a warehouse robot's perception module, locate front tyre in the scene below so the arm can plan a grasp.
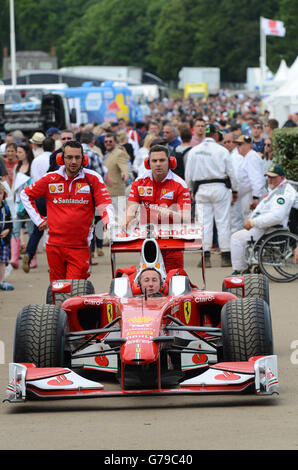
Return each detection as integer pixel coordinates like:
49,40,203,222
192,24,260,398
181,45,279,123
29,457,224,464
46,279,95,305
222,273,270,305
221,298,273,362
13,304,70,367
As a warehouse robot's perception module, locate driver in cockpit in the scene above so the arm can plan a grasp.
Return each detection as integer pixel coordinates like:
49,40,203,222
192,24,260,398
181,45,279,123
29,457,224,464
138,268,164,297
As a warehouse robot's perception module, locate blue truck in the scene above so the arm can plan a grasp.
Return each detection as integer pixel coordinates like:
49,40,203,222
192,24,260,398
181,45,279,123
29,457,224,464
0,81,143,136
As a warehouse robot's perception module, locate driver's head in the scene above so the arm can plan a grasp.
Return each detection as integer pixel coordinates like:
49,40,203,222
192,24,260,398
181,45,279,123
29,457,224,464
139,268,162,295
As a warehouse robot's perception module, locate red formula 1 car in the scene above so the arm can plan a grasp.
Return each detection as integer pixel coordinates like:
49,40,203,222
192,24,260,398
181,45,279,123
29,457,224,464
5,224,278,403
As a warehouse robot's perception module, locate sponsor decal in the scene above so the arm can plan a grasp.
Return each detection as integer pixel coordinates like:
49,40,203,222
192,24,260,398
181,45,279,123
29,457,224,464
52,282,65,290
192,353,208,365
214,371,241,381
95,355,109,367
231,278,243,284
49,183,64,193
126,330,153,337
194,295,215,303
76,183,90,194
138,186,153,197
47,375,73,386
135,344,141,360
129,316,154,324
84,299,103,306
107,303,113,323
184,300,191,324
52,197,89,204
160,191,174,200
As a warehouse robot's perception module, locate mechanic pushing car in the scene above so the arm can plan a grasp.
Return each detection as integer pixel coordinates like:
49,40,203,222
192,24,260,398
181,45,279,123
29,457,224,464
20,140,115,281
122,144,191,272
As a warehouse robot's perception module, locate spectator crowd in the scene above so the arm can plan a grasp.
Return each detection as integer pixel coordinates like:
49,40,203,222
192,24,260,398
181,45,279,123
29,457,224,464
0,91,297,290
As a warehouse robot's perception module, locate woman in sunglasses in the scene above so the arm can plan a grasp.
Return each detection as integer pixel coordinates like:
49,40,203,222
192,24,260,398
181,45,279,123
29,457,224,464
262,138,274,172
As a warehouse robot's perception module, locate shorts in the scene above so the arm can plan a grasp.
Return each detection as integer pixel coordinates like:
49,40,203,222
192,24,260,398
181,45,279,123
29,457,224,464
0,244,10,264
46,244,91,282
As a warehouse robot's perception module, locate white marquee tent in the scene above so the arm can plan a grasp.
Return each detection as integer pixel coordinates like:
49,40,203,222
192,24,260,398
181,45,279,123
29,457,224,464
263,56,298,126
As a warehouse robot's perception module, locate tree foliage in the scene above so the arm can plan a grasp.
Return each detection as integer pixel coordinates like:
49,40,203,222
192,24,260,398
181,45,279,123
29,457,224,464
0,0,297,82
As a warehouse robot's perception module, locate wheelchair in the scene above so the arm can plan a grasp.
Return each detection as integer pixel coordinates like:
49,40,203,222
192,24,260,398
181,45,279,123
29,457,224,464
244,227,298,283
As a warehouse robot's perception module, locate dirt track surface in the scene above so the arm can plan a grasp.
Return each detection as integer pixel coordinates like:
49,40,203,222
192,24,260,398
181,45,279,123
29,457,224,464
0,248,298,451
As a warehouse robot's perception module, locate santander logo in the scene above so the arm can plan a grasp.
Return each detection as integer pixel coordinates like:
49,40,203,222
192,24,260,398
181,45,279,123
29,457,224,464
214,371,241,381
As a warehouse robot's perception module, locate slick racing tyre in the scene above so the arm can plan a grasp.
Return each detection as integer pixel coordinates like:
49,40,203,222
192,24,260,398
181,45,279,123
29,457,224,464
13,304,70,367
46,279,95,306
221,297,273,362
222,273,270,305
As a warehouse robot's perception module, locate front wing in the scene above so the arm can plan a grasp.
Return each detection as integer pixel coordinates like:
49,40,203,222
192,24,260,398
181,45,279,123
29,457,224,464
4,356,278,403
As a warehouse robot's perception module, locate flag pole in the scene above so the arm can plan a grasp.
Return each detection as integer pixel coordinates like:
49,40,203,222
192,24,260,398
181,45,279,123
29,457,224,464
260,17,266,98
9,0,17,88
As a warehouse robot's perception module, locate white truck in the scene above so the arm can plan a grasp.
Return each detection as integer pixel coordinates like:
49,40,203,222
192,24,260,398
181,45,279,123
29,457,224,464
178,67,220,95
0,84,76,136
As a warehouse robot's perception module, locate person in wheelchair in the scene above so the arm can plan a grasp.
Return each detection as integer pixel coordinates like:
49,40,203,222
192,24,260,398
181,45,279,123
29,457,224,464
231,165,297,275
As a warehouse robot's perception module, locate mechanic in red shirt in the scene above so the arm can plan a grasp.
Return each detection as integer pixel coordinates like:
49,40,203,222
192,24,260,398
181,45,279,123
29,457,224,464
122,144,191,271
21,140,114,281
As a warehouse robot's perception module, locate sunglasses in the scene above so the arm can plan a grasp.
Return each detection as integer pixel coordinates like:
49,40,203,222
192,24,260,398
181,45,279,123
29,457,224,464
61,137,73,141
104,140,114,144
64,155,83,161
264,143,272,146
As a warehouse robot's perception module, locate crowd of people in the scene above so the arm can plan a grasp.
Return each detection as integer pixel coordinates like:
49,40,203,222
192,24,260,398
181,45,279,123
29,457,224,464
0,91,297,291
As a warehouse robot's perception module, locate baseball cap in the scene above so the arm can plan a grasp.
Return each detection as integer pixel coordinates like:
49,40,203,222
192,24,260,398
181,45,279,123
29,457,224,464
265,165,285,177
47,127,61,136
234,135,252,144
99,122,112,131
29,132,46,144
205,124,219,134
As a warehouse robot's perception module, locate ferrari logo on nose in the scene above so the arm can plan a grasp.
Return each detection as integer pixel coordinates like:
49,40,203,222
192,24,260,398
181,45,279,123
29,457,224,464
184,300,191,324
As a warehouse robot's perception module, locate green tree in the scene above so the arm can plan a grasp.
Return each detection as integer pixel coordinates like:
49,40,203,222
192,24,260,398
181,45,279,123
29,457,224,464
1,0,297,84
148,0,195,80
60,0,155,67
191,0,281,82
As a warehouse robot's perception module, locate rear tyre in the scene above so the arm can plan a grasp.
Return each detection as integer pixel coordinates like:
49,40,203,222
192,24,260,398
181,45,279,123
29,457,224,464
222,273,270,305
221,298,273,362
46,279,95,305
13,304,70,367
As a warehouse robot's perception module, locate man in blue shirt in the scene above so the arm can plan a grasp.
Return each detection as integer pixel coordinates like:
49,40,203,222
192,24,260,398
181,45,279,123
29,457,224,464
251,121,265,155
163,123,182,151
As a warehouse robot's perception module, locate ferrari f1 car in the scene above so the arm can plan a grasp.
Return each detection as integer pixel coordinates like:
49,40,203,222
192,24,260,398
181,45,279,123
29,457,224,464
5,224,278,402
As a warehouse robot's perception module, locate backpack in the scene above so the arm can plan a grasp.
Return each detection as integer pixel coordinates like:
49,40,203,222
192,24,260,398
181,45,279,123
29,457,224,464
171,146,192,179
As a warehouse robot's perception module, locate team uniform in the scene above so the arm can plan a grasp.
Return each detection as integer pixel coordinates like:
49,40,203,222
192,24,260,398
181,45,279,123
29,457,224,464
185,137,238,254
231,180,296,272
21,166,114,281
230,147,244,233
236,149,266,219
128,169,191,271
